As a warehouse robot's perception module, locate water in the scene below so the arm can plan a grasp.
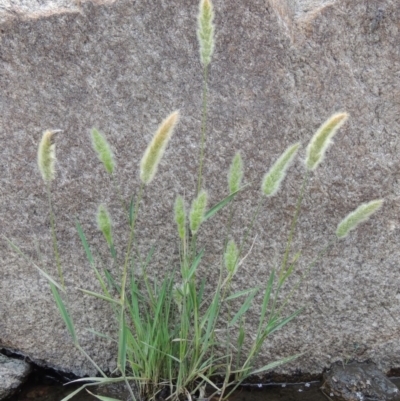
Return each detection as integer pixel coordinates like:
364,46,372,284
9,369,400,401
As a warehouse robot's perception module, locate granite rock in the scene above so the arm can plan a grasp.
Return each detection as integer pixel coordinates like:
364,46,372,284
322,362,400,401
0,354,32,400
0,0,399,377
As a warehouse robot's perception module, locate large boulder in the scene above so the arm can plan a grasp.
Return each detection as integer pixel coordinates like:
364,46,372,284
0,0,399,377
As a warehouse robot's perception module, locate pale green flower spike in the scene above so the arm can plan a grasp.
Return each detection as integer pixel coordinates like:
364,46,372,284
97,204,113,247
336,199,383,239
38,130,61,182
174,195,186,240
305,112,349,171
91,128,115,175
197,0,215,67
189,189,208,234
262,143,300,197
228,152,243,194
225,239,239,276
140,111,180,184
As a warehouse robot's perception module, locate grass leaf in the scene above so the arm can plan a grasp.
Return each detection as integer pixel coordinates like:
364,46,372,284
203,186,246,222
86,390,124,401
229,289,258,327
226,287,259,301
78,288,120,305
186,249,204,280
76,220,95,266
50,283,77,344
250,354,302,375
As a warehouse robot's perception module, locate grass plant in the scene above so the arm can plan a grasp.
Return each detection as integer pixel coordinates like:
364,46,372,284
5,1,384,401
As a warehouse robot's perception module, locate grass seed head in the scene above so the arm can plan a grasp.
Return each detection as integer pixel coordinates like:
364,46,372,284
37,130,61,182
140,111,179,185
189,189,208,235
197,0,215,67
228,152,244,194
305,112,349,171
91,128,115,175
225,239,239,277
97,204,113,247
336,199,383,239
262,143,300,197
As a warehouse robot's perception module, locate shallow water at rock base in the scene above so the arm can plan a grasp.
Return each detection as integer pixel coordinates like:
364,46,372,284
8,368,400,401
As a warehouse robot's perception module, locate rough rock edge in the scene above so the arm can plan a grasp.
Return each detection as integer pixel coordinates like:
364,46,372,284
268,0,338,42
0,0,115,23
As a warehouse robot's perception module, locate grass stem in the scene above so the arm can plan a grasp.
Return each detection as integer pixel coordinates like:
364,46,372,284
46,183,64,289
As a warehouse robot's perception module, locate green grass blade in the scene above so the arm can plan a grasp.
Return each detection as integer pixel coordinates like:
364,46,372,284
197,373,221,392
110,244,117,260
117,311,127,374
3,236,65,292
68,377,133,384
78,288,120,305
76,220,95,266
197,277,206,305
203,187,244,222
186,249,204,280
75,224,113,300
267,307,304,336
226,287,259,301
141,342,181,363
204,291,220,344
60,384,89,401
86,329,115,342
50,283,77,344
258,269,275,331
229,289,258,327
143,245,156,269
104,269,121,293
250,354,302,375
86,390,123,401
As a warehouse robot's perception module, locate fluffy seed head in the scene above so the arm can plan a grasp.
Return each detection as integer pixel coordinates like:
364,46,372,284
225,239,239,277
305,112,349,171
174,195,186,240
97,204,113,247
37,130,61,182
140,111,179,184
197,0,215,67
336,199,383,239
91,128,115,175
261,143,300,197
189,189,208,235
228,152,244,194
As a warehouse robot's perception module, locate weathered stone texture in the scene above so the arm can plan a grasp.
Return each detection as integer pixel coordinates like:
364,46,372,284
0,0,399,377
0,354,31,399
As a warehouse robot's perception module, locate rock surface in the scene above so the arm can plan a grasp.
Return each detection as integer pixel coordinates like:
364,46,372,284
0,0,400,377
0,354,32,400
322,362,400,401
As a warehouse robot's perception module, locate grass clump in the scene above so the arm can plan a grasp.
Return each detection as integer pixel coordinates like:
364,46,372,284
5,1,384,401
